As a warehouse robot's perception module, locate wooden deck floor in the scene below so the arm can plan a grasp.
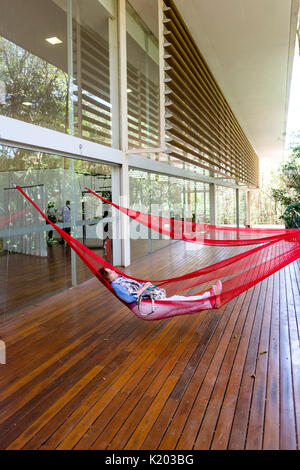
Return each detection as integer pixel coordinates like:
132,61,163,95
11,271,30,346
0,241,299,450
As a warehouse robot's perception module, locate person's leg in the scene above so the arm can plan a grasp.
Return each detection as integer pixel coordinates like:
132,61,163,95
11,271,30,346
61,226,71,244
167,291,211,301
46,221,53,240
164,280,222,309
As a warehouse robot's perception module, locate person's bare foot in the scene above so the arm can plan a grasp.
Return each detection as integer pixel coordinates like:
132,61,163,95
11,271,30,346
212,280,222,308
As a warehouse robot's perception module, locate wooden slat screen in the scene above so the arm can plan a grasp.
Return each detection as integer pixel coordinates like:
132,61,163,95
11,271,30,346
163,0,259,187
127,62,160,149
73,22,112,147
126,20,160,151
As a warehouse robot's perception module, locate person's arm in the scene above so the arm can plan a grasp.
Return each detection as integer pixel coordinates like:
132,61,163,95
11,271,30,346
137,281,153,296
111,283,138,303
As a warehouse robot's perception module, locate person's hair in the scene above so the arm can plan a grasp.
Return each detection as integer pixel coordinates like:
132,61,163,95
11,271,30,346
98,267,110,281
66,200,70,205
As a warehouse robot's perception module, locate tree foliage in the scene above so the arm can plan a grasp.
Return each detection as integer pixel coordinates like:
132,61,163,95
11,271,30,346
0,37,68,132
271,145,300,228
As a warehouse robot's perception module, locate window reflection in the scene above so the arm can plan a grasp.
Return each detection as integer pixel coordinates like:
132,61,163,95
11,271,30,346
73,0,112,145
129,170,210,261
126,3,160,150
0,0,113,146
0,144,112,318
0,0,69,132
216,186,236,225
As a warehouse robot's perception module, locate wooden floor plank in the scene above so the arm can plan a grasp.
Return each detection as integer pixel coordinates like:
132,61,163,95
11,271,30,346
56,315,182,449
245,277,273,450
75,314,200,450
103,314,213,451
158,299,237,450
140,313,219,450
210,286,259,449
228,281,266,449
262,272,280,450
0,242,299,450
288,262,300,445
176,292,247,449
194,286,255,449
279,268,297,450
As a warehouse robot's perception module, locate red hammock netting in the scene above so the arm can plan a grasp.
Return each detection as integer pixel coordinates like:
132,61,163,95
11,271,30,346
16,186,300,321
87,189,289,246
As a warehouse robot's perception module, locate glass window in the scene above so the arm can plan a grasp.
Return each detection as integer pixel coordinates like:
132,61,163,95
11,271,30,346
72,0,113,146
150,174,171,252
239,190,247,227
0,0,68,133
129,169,151,260
126,2,160,150
196,182,210,223
185,180,195,222
169,177,184,220
130,169,207,261
0,144,112,319
216,186,236,225
0,0,114,146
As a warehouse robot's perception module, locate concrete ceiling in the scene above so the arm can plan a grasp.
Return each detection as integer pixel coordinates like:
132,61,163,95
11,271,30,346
175,0,299,161
130,0,299,162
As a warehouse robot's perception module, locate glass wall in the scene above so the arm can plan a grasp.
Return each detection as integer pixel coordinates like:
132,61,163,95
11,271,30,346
150,173,171,252
196,181,210,223
129,169,210,261
216,186,236,225
0,144,112,319
126,2,160,150
0,0,114,146
239,190,247,226
72,0,113,146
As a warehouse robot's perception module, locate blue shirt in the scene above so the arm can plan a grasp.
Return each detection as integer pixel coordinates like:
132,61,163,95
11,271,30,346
61,205,71,223
111,281,139,303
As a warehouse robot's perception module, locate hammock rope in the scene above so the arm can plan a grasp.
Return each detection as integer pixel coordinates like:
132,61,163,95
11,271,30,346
16,186,300,321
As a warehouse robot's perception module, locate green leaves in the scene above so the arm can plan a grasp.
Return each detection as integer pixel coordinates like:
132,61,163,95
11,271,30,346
271,145,300,227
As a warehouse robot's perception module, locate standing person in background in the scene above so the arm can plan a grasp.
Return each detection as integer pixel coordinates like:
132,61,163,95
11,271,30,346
60,200,71,244
46,201,57,244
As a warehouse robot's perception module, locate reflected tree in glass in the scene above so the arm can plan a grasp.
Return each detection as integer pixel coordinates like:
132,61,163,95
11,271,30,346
0,37,68,132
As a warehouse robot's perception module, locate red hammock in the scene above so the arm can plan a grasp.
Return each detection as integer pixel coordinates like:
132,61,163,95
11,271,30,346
16,186,300,321
87,188,291,246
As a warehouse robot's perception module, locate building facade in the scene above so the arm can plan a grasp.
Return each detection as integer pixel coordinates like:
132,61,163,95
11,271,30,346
0,0,294,318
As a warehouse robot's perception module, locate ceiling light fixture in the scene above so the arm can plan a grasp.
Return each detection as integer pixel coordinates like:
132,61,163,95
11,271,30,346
46,37,63,45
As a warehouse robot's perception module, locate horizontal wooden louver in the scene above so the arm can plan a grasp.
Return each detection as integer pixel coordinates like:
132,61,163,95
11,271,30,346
127,62,160,150
73,22,112,147
163,0,259,187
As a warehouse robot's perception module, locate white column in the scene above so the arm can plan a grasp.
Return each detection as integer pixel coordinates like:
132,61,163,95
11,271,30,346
236,188,240,227
246,190,251,226
111,167,122,265
118,0,130,267
109,4,122,266
209,183,216,225
68,0,77,286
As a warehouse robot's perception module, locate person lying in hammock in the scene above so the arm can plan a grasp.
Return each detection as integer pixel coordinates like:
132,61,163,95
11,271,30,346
99,267,222,309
